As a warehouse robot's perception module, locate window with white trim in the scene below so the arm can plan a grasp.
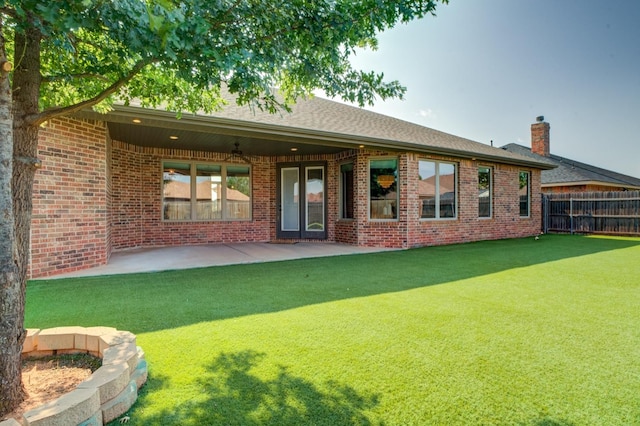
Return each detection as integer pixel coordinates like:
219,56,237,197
163,161,251,221
419,160,457,219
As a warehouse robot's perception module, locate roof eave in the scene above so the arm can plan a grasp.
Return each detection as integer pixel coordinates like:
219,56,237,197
78,105,554,170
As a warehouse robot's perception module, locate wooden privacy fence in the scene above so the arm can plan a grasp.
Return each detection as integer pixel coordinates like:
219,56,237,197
542,191,640,236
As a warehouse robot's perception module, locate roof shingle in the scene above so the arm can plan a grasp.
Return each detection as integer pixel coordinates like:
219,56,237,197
198,94,554,168
501,143,640,188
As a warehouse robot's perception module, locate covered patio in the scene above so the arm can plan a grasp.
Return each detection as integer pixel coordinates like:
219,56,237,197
45,242,395,279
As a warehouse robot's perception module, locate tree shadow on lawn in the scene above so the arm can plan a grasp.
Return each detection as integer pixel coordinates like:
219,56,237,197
124,352,583,426
128,350,382,426
27,235,640,334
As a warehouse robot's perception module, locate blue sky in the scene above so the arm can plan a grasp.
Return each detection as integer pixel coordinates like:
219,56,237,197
334,0,640,178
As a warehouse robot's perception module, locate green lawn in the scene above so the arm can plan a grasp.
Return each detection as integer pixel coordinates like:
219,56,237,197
26,235,640,425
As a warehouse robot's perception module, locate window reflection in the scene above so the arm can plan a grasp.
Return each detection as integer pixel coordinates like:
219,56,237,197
478,166,491,218
519,171,530,217
163,162,192,220
370,159,398,219
226,166,250,219
419,160,457,219
162,161,251,221
196,164,222,220
340,163,354,219
306,167,324,231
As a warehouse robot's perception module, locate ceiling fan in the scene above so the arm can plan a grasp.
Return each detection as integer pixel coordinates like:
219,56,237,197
223,141,254,164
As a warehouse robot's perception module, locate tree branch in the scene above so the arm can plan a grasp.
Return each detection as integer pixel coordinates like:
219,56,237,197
26,58,155,126
41,73,111,83
0,7,17,20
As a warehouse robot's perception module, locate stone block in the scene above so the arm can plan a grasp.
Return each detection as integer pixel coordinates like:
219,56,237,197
101,380,137,424
23,387,100,426
37,326,86,351
131,359,148,389
102,342,139,373
77,410,103,426
0,418,23,426
74,332,88,351
137,346,146,360
100,330,136,348
84,327,117,353
22,328,40,353
77,362,130,405
37,327,85,352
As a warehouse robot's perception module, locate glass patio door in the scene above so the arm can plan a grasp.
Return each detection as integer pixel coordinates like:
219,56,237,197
277,163,326,240
280,167,300,233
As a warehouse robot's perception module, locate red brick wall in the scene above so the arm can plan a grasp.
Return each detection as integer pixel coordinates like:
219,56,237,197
31,118,544,278
31,118,108,278
351,153,542,249
405,157,541,247
531,122,550,157
351,151,407,248
110,141,273,249
333,152,358,245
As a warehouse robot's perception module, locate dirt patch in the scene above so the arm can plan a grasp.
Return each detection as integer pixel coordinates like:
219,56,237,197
2,353,102,422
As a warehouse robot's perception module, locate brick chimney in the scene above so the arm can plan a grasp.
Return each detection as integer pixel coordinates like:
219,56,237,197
531,116,550,157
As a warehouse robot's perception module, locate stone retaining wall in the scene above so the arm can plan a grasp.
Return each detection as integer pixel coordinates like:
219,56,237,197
1,327,147,426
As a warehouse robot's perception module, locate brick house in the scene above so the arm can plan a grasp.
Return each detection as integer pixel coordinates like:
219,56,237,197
502,118,640,193
30,96,553,278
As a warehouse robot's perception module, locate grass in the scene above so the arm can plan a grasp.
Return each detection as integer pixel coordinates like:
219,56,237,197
26,234,640,425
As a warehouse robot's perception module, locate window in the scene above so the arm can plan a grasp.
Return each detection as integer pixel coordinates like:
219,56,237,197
478,166,492,218
419,160,457,219
163,161,251,221
340,163,354,219
196,164,222,220
519,171,530,217
370,158,398,220
306,166,325,230
226,165,251,220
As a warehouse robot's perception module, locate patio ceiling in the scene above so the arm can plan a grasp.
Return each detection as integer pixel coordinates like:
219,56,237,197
105,121,347,157
76,105,363,157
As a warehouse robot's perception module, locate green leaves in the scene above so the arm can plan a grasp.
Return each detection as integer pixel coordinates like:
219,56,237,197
3,0,449,116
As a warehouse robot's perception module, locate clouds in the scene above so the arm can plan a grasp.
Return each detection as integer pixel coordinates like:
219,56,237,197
418,108,435,119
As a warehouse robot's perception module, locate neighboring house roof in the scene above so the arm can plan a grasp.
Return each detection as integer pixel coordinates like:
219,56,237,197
418,174,455,196
77,93,553,170
501,143,640,189
164,180,250,201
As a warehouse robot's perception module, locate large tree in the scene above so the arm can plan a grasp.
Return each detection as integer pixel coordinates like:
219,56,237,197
0,0,446,416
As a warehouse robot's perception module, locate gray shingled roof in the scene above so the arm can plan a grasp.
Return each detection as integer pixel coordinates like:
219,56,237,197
205,95,554,168
502,143,640,189
102,94,554,169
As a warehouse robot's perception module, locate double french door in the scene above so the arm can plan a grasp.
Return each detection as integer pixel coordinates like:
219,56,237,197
276,162,327,240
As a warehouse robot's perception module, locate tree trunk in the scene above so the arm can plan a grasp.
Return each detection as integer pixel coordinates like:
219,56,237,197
0,24,41,418
0,26,23,418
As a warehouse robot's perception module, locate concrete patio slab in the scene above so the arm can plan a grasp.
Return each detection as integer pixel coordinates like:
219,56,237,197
46,242,394,279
